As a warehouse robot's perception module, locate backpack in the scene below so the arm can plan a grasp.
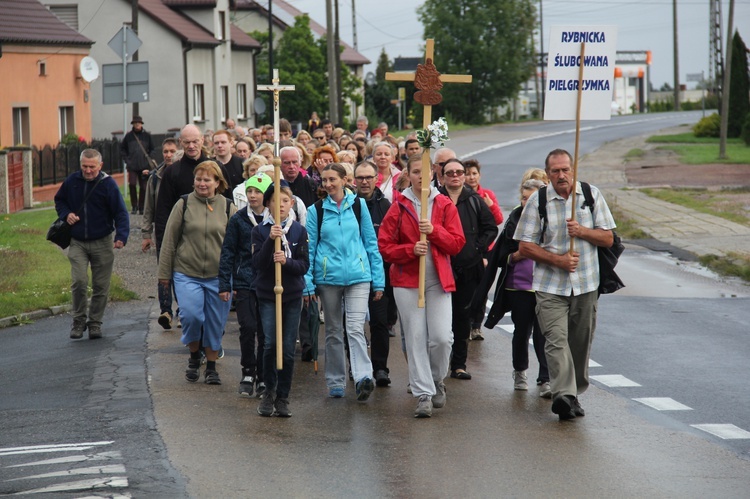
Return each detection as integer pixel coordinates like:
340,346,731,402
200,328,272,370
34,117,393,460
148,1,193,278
537,182,625,295
314,196,362,241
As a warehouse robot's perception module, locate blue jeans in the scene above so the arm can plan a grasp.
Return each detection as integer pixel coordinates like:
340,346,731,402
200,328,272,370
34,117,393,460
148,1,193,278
259,298,302,400
318,282,372,390
173,272,231,351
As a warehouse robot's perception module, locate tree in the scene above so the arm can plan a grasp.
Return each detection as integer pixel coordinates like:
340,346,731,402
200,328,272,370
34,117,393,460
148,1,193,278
417,0,536,124
248,29,275,122
365,49,399,127
728,30,749,138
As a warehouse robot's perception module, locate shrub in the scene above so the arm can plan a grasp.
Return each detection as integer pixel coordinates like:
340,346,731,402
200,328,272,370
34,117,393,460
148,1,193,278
693,113,721,138
60,133,81,147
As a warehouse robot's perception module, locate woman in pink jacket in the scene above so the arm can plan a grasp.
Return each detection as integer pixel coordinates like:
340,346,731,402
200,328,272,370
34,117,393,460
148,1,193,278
378,154,465,418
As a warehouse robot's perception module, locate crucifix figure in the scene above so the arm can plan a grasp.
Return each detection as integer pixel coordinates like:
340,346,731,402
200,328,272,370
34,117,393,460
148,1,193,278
385,39,472,307
256,68,295,369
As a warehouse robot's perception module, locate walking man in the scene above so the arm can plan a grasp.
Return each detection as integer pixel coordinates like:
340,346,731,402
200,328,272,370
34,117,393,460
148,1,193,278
120,115,154,214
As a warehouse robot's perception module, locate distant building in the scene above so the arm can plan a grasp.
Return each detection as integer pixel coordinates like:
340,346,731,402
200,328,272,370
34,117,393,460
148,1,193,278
42,0,261,138
0,0,93,148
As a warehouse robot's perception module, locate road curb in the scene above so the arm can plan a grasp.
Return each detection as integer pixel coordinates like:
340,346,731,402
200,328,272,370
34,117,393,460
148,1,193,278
0,304,72,329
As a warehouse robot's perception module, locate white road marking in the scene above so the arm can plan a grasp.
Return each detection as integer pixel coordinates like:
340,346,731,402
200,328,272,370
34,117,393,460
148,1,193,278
588,360,602,368
6,464,126,481
590,374,641,387
5,451,122,468
10,477,128,495
691,424,750,440
633,397,693,411
0,442,113,454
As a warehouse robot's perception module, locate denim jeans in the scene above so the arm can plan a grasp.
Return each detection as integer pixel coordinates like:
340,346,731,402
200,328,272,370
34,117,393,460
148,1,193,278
173,272,231,351
236,289,264,381
318,282,372,389
259,298,302,400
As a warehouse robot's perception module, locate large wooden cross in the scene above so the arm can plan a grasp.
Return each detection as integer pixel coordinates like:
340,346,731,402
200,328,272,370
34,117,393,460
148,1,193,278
257,68,295,369
385,39,472,307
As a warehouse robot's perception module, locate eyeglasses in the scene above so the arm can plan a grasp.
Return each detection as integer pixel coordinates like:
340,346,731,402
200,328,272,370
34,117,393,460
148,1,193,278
444,170,465,177
313,136,325,141
355,175,375,182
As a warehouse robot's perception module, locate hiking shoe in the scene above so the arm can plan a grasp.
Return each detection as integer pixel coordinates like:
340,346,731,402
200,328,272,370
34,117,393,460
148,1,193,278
539,382,552,399
355,377,375,401
572,397,585,417
204,369,221,385
70,319,86,339
414,395,433,418
329,387,345,398
87,324,102,339
258,392,275,417
470,327,484,340
374,369,391,387
513,370,528,391
432,382,447,409
239,376,255,396
185,359,200,382
274,398,292,417
256,381,266,398
158,312,172,330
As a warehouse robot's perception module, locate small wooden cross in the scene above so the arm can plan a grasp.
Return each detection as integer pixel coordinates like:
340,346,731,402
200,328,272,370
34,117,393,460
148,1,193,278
385,39,472,307
256,68,295,369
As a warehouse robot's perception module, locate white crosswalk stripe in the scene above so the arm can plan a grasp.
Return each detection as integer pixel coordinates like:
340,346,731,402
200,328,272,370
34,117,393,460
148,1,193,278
633,397,692,411
590,374,641,387
690,424,750,440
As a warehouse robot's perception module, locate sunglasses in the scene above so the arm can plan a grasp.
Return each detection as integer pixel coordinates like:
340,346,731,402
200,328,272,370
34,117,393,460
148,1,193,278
444,170,465,177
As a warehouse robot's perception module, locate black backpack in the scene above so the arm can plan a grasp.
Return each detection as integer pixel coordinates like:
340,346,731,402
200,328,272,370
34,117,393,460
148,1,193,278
537,182,625,295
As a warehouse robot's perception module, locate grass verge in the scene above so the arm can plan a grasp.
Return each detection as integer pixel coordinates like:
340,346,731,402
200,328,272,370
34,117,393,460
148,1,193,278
0,209,137,319
655,144,750,164
646,133,744,145
641,187,750,226
624,148,645,161
608,205,649,240
699,253,750,283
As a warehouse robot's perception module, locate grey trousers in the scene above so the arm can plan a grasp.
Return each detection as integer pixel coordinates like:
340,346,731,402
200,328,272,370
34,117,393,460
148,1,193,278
68,235,115,325
535,291,598,400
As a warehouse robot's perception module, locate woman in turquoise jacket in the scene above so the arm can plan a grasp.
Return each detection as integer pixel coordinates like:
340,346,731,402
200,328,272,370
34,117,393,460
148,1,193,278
305,163,385,401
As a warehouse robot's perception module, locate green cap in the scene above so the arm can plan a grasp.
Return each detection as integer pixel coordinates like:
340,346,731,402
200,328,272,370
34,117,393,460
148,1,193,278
245,173,272,194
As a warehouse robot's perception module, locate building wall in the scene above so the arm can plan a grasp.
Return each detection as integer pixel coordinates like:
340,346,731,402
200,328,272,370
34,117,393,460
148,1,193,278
0,47,91,148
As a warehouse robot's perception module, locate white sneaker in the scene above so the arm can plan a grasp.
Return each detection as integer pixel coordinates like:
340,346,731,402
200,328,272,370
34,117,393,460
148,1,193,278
513,370,528,391
469,328,484,341
539,381,552,398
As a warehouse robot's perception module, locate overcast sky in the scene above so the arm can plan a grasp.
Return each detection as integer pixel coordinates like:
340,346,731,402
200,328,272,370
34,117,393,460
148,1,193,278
283,0,750,90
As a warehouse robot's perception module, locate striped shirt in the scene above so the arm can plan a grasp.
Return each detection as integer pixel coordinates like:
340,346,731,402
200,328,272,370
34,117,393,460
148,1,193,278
513,182,615,296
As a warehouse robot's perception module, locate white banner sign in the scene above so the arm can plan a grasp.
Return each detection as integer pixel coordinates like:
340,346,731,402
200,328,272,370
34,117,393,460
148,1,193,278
544,26,618,121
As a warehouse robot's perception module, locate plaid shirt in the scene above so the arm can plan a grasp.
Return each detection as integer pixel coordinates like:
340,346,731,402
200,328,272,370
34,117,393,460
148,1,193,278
513,182,615,296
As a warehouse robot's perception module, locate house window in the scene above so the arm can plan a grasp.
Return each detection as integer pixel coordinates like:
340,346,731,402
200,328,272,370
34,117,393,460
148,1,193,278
220,86,229,124
193,84,205,122
236,84,247,119
59,106,75,138
218,11,226,40
39,61,47,76
47,5,78,30
12,107,31,146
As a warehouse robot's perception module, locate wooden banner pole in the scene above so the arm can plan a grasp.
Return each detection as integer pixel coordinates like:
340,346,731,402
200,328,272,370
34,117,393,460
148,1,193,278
570,41,586,254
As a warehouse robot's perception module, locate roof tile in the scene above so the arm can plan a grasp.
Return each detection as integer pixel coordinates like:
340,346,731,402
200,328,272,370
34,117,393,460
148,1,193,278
0,0,92,46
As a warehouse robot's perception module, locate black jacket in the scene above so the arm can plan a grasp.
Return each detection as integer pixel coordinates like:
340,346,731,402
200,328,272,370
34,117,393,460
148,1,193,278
289,173,319,208
120,128,154,172
439,185,498,270
359,186,391,237
217,155,245,191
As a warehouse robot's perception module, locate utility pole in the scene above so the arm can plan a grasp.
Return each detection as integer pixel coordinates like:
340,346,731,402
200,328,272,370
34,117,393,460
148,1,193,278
268,0,274,81
351,0,358,51
539,0,545,114
672,0,680,111
131,0,139,119
326,0,339,122
719,0,735,159
335,0,343,124
709,0,724,107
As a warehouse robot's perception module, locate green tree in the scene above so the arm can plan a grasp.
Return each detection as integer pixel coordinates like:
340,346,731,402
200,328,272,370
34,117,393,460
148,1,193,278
417,0,536,124
365,49,399,128
728,30,749,138
249,30,275,122
314,38,364,127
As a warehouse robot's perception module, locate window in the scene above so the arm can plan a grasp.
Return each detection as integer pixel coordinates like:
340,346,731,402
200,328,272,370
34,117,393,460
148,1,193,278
193,84,205,121
12,107,30,146
220,86,229,124
59,106,75,138
39,61,47,76
218,11,226,40
47,5,78,30
236,84,247,119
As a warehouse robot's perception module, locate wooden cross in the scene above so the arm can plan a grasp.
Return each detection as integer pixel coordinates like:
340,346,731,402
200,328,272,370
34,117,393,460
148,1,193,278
385,39,472,307
256,68,295,369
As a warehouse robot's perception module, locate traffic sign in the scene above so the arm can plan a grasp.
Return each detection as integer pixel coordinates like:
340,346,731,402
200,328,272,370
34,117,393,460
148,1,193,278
108,26,142,61
102,62,149,104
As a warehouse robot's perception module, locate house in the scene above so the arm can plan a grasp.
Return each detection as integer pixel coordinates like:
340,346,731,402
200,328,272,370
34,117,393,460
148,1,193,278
42,0,261,139
0,0,93,148
232,0,370,124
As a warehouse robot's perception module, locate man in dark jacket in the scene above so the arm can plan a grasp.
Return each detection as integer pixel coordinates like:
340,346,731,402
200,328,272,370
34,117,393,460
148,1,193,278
54,149,129,340
439,158,498,380
355,161,393,386
280,146,318,207
120,115,155,215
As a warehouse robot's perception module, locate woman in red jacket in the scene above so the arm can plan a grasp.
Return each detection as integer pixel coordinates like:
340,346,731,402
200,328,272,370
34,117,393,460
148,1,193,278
378,154,465,418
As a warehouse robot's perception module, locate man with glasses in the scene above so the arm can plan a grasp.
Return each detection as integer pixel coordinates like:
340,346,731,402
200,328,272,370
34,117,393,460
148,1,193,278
439,159,498,381
355,161,394,387
431,147,456,188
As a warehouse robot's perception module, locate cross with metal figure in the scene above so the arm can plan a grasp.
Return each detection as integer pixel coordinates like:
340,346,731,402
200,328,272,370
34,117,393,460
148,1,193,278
257,68,295,369
385,39,472,307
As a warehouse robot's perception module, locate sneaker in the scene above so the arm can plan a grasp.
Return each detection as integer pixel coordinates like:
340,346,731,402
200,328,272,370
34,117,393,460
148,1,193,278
374,369,391,387
256,381,266,398
217,347,225,359
414,395,433,418
258,392,275,417
355,377,374,401
185,359,200,382
387,325,396,337
158,312,172,330
87,323,102,339
329,387,345,398
551,395,576,421
469,327,484,341
432,382,447,409
513,370,528,391
539,382,552,399
274,398,292,417
572,397,585,417
70,319,86,339
319,309,325,324
204,369,221,385
239,376,255,396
